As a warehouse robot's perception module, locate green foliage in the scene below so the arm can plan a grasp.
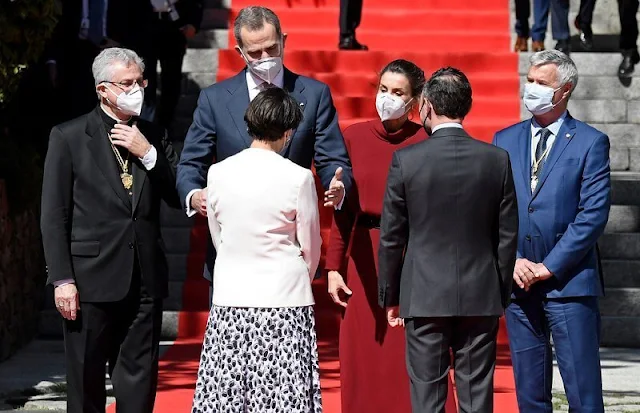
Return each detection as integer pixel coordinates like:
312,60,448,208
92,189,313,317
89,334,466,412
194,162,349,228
0,0,61,109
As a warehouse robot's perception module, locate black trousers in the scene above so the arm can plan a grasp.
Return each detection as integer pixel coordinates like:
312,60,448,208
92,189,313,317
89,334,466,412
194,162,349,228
339,0,363,38
575,0,597,29
64,272,163,413
514,0,530,38
144,16,187,131
405,316,499,413
619,0,639,51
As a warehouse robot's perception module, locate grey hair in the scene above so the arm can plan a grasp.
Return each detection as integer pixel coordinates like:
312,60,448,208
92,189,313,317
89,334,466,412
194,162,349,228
92,47,145,86
529,49,579,93
233,6,282,49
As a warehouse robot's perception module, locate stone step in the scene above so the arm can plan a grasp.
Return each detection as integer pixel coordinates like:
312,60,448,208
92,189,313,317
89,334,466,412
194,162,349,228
606,205,640,233
601,316,640,347
599,233,640,260
39,310,180,341
188,28,229,49
600,288,640,317
602,259,640,288
612,172,640,205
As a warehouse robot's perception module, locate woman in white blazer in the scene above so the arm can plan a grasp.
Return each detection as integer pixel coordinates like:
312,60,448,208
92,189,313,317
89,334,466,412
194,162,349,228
191,88,323,413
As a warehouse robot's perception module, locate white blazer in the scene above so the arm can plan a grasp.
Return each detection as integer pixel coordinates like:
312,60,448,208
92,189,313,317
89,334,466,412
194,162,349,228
207,148,322,308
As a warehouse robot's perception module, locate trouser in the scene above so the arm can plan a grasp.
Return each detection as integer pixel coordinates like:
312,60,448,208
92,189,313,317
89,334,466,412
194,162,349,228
144,15,188,132
531,0,570,41
575,0,597,30
515,0,531,38
64,273,163,413
339,0,364,38
506,296,604,413
405,316,499,413
618,0,639,51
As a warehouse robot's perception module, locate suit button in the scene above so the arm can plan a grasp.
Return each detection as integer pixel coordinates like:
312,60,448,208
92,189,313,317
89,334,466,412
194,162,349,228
128,243,134,249
133,217,137,221
528,207,534,213
525,235,531,241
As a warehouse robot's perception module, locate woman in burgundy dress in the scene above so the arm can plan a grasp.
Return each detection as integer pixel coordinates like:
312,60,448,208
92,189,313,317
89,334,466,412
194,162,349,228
325,60,455,413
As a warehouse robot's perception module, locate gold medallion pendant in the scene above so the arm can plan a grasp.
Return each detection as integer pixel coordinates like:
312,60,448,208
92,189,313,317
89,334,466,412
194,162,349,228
121,172,133,190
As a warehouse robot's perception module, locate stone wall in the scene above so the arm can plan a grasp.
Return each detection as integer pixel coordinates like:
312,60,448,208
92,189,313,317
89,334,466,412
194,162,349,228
0,180,45,361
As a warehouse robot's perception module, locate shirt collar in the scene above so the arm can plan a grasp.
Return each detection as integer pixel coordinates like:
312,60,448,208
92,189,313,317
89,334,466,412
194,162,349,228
431,122,464,134
531,110,567,138
100,104,131,125
245,67,285,91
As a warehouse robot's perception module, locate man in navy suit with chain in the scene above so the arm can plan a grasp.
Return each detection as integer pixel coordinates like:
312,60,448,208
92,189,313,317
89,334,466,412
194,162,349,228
177,6,353,304
493,50,610,413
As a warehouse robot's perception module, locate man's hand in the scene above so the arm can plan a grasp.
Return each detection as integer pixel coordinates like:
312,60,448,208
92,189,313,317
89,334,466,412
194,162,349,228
386,306,404,327
181,24,197,40
328,270,352,308
55,284,80,321
110,124,152,158
531,262,553,281
190,188,207,217
324,167,345,208
513,258,538,291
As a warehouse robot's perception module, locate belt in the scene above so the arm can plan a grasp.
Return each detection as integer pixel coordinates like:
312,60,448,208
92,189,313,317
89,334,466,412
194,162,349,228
357,214,381,229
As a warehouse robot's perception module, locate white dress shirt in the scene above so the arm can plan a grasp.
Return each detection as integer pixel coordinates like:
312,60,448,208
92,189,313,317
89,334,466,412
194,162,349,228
431,122,464,134
207,148,321,308
530,111,567,166
54,106,158,288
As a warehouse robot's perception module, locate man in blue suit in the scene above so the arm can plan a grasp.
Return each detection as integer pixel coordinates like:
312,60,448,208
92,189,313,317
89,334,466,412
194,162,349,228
493,50,610,413
177,6,353,303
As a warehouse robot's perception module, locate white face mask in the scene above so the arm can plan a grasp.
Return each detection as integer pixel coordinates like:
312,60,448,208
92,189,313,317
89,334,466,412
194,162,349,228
105,83,144,116
523,82,563,116
376,93,411,122
239,47,283,84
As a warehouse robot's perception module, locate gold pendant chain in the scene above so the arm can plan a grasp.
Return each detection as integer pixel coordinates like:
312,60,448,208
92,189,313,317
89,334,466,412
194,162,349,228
108,132,133,190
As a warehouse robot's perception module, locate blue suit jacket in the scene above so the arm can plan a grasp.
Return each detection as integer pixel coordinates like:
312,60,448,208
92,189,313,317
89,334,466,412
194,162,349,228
493,114,610,299
177,67,353,280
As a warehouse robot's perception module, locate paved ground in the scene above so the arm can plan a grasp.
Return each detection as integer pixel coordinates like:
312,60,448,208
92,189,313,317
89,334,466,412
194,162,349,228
0,340,638,412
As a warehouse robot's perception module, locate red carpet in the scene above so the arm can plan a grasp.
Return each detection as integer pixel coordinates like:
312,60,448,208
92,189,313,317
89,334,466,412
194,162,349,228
109,0,522,412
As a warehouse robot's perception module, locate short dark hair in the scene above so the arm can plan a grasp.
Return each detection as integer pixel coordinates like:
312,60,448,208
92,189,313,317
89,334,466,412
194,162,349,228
380,59,425,98
244,88,304,142
422,67,473,119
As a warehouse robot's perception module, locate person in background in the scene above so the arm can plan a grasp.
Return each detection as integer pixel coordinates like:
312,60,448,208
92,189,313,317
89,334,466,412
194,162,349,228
339,0,368,50
530,0,571,54
191,88,322,413
379,67,518,413
618,0,639,77
41,47,180,413
494,50,610,413
143,0,204,131
325,59,455,413
574,0,596,50
514,0,532,51
177,6,353,306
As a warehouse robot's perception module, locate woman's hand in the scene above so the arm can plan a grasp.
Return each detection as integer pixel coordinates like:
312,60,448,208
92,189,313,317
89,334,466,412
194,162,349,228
328,270,352,307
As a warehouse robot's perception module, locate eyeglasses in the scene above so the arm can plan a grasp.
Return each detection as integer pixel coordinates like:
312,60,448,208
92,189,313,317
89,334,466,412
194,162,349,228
102,79,148,90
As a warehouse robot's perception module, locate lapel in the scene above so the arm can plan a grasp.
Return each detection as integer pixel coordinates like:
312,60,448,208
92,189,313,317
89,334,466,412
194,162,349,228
85,108,132,209
130,121,148,214
226,69,253,148
518,119,533,194
281,68,307,158
531,114,576,200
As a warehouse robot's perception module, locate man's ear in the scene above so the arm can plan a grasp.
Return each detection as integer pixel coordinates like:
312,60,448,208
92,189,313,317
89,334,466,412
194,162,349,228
235,45,243,57
96,83,109,100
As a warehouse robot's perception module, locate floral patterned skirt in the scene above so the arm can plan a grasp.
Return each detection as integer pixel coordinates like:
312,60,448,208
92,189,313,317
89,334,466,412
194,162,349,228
191,306,323,413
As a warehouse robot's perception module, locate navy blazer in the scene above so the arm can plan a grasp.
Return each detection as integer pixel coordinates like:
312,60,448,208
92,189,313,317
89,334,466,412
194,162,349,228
177,67,353,205
493,114,610,299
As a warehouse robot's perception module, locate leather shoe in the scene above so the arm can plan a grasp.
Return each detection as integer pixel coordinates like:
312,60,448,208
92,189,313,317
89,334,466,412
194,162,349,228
619,49,640,78
514,37,528,52
574,17,593,51
555,39,571,55
339,36,368,51
532,40,545,52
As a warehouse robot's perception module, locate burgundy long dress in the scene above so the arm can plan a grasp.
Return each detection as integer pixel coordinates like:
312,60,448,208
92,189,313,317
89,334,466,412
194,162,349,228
325,119,457,413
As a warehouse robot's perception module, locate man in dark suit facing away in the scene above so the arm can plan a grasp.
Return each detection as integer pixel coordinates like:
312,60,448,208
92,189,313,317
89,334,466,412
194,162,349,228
378,67,519,413
41,47,180,413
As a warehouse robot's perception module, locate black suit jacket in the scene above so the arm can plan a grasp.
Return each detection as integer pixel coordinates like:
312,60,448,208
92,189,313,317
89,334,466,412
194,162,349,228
41,107,180,302
378,127,519,317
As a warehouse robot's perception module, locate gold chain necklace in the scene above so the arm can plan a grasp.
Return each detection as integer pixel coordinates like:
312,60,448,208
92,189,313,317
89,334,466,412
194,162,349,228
108,133,133,190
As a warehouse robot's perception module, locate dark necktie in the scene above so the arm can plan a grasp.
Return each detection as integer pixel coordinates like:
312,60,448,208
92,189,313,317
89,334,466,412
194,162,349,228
534,128,552,174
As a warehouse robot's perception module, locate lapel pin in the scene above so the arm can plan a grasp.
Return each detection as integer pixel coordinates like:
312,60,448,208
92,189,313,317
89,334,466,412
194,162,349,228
566,133,571,139
300,102,305,107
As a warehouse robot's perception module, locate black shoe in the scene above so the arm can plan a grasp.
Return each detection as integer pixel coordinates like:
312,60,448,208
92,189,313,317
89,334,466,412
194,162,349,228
619,49,640,78
339,35,368,51
574,17,593,51
555,39,571,55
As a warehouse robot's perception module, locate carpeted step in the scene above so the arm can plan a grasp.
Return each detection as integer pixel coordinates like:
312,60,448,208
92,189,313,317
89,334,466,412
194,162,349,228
231,0,508,10
228,8,509,32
